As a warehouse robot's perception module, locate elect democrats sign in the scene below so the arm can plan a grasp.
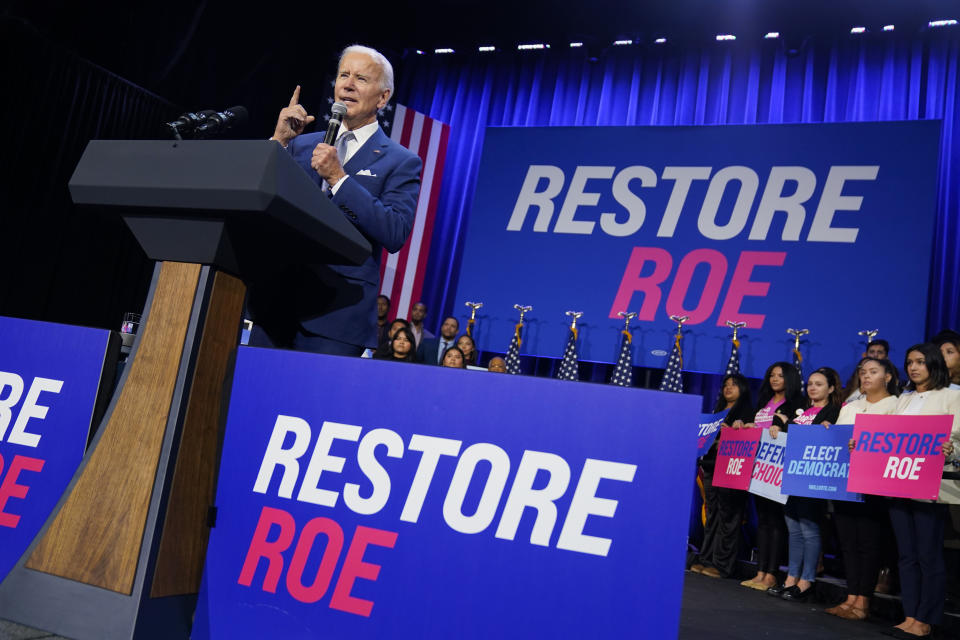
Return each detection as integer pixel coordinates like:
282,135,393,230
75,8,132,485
455,122,940,377
193,347,701,639
0,316,111,581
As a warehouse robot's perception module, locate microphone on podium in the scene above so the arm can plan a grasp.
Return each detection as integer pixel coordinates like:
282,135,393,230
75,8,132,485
165,110,217,139
194,106,249,137
324,102,348,145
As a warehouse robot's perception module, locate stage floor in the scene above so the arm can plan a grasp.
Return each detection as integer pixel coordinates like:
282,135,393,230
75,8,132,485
0,572,953,639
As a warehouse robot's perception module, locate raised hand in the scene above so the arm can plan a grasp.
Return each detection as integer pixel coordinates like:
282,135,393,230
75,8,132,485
271,85,315,146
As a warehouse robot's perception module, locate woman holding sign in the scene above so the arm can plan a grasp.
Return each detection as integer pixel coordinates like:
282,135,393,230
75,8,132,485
767,368,843,601
828,357,900,622
887,344,960,638
740,362,803,591
692,374,755,579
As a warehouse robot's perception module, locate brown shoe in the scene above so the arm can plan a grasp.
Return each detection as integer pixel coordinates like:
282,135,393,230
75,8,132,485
701,567,722,578
836,607,868,621
689,563,705,573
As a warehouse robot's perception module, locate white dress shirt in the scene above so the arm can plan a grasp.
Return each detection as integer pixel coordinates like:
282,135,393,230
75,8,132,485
329,120,380,195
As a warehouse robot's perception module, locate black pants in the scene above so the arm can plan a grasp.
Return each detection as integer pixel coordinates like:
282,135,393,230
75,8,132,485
833,497,885,596
888,499,948,625
755,496,785,574
699,469,747,577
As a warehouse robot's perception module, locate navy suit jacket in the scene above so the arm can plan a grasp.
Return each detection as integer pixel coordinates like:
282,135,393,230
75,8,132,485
418,337,455,366
248,127,421,348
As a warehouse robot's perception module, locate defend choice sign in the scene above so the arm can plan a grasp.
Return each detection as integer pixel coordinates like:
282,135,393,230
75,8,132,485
0,316,111,581
748,430,788,504
194,348,701,639
454,122,939,378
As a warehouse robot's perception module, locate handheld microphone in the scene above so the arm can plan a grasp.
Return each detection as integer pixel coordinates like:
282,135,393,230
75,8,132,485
194,106,249,137
324,102,348,145
165,110,217,139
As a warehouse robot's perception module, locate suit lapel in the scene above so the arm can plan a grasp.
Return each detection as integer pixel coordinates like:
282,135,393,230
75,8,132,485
344,127,389,175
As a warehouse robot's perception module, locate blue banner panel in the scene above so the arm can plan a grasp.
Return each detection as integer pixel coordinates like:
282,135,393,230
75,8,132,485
697,411,726,457
194,348,702,639
454,122,940,378
781,424,862,502
0,316,110,580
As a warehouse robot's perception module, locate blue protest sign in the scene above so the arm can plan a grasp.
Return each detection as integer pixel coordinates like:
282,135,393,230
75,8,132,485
0,315,112,580
697,411,727,457
781,424,862,502
194,347,702,639
454,122,939,378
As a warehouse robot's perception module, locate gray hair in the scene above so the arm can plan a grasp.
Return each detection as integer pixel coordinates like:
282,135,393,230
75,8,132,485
339,45,394,96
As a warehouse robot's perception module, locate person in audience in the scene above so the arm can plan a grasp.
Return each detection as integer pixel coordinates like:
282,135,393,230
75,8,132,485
844,356,871,403
441,346,466,368
886,343,960,637
419,316,459,365
828,357,900,622
867,339,890,360
691,373,754,579
374,325,416,362
740,362,804,591
409,301,433,347
766,368,843,601
457,334,478,366
487,357,507,373
376,295,391,345
933,329,960,390
374,318,410,358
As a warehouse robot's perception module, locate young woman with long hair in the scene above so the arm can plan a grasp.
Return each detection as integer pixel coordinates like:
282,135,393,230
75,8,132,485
827,357,900,622
767,368,843,601
886,344,960,637
691,374,754,578
739,362,804,591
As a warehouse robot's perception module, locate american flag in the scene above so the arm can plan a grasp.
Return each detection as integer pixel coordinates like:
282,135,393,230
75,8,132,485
610,330,633,387
557,327,580,381
504,323,523,375
659,334,684,392
724,338,741,376
376,104,450,321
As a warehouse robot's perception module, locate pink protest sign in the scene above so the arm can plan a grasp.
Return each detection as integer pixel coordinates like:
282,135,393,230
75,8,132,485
848,414,953,500
712,427,762,491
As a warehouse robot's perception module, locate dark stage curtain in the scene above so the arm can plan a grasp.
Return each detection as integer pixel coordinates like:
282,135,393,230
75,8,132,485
0,18,180,331
395,31,960,403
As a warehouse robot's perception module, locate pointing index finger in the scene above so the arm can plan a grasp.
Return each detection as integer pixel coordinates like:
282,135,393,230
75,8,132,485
289,85,301,108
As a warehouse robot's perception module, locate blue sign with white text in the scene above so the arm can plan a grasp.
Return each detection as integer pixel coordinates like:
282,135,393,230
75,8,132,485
782,424,862,502
0,315,110,580
454,122,940,378
193,347,702,639
697,411,727,457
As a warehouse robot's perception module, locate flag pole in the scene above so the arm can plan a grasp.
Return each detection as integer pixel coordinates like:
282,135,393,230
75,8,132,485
464,301,483,338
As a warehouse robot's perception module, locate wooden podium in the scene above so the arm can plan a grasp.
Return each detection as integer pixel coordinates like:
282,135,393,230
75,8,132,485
0,140,370,639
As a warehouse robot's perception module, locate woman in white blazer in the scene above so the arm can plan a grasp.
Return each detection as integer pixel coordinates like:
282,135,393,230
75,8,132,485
888,343,960,638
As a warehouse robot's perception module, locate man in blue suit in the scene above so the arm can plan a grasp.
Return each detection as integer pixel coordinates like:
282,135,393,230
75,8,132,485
248,45,422,356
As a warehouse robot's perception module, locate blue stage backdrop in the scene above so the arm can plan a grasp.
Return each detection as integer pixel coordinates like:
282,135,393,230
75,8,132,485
194,347,701,639
0,316,111,581
397,35,960,364
452,121,939,378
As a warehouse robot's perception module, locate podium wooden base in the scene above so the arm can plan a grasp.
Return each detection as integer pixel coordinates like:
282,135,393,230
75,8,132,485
0,261,245,640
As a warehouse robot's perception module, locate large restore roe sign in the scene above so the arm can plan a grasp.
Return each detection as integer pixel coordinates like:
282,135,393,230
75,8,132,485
0,316,111,581
454,122,939,377
194,347,701,639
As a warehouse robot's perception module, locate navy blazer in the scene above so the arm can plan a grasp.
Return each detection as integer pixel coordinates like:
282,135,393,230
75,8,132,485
250,127,422,348
418,337,456,366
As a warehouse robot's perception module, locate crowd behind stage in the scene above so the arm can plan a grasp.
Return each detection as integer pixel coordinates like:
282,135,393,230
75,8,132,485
689,333,960,639
369,296,507,371
376,296,960,636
